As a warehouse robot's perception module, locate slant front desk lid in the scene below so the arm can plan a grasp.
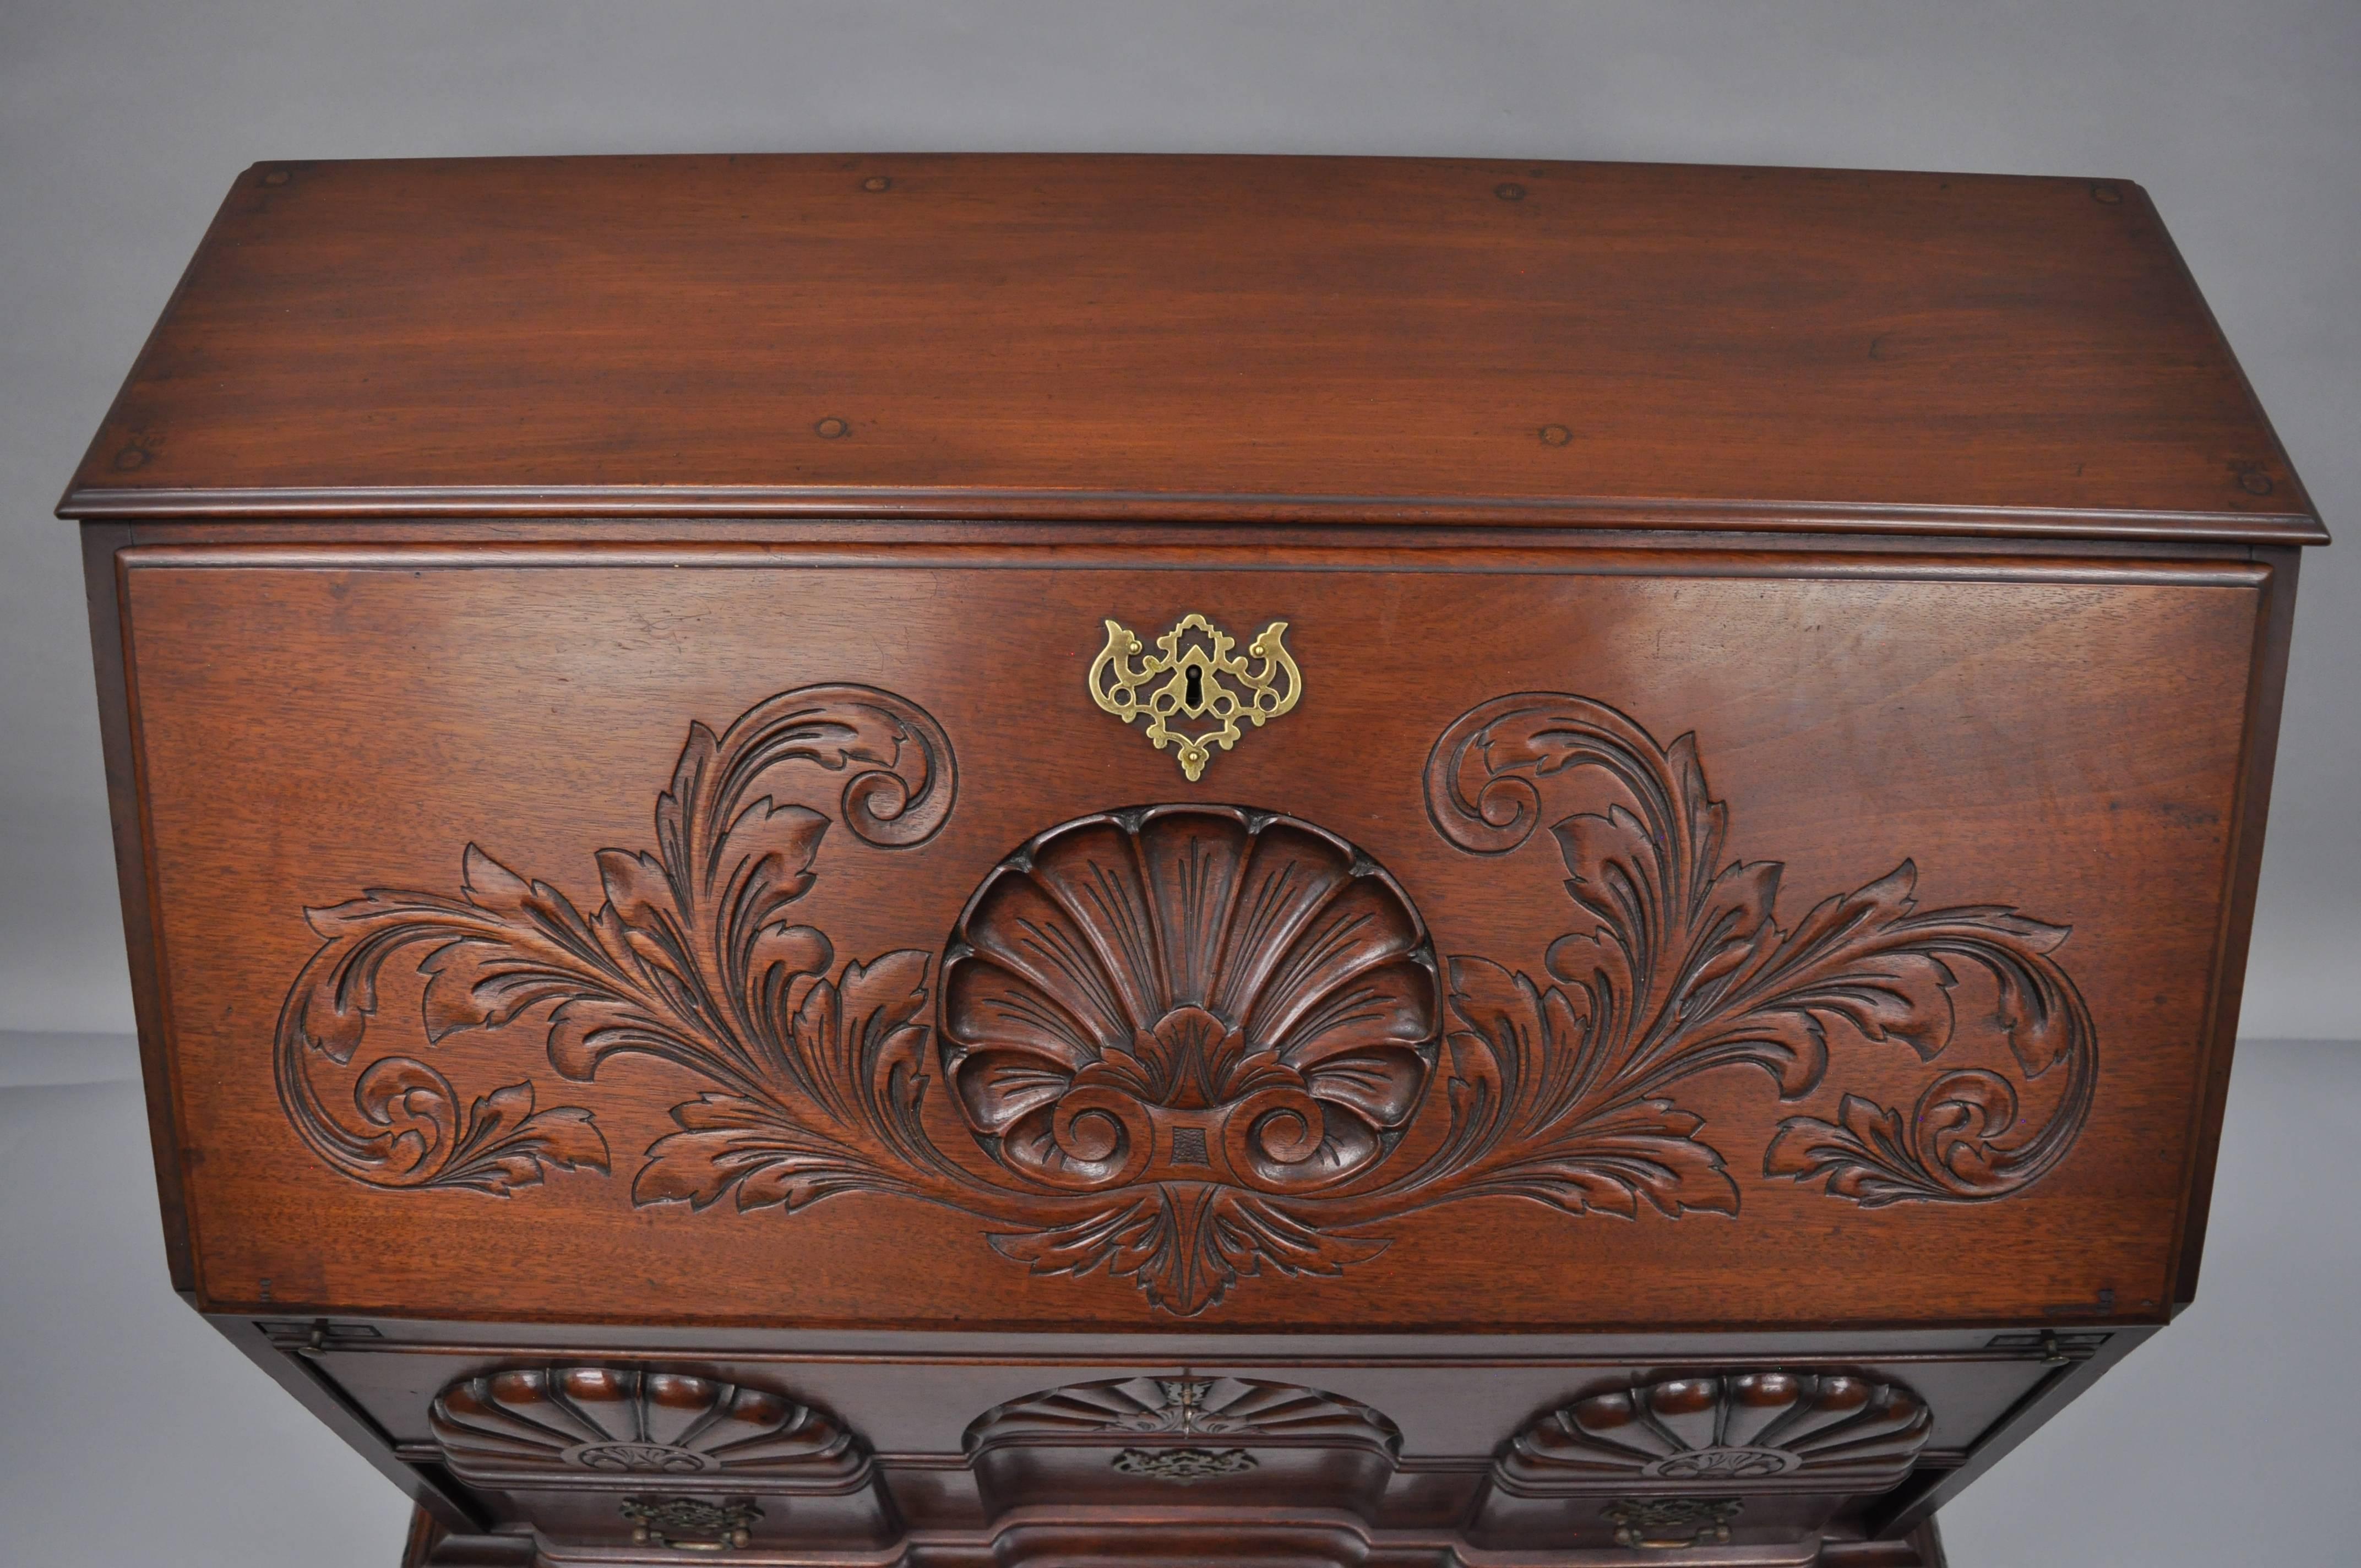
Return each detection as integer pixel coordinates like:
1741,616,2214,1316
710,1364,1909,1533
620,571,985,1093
62,153,2321,542
118,553,2259,1331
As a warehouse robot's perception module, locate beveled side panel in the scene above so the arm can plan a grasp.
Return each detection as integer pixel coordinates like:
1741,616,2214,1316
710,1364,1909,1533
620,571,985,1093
117,542,2262,1331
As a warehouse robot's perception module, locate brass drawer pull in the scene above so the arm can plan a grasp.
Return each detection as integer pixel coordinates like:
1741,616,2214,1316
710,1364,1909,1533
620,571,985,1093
1111,1446,1258,1482
1604,1498,1740,1549
620,1499,759,1553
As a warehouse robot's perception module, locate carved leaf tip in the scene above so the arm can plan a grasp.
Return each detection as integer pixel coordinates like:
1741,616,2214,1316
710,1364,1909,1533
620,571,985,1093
1764,1095,1938,1207
432,1084,610,1195
459,842,529,906
716,798,830,885
634,1093,852,1213
1986,910,2075,954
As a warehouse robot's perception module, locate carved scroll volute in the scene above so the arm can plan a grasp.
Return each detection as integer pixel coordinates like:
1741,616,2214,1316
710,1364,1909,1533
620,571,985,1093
1423,689,2098,1209
273,683,955,1199
1423,691,1678,857
275,676,2097,1322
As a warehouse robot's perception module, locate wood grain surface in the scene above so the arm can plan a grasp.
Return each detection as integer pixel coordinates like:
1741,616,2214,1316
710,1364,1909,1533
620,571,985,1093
60,155,2322,542
113,539,2267,1332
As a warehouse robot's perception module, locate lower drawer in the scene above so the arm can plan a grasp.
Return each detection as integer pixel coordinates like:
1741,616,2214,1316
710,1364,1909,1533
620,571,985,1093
419,1365,896,1557
275,1324,2102,1560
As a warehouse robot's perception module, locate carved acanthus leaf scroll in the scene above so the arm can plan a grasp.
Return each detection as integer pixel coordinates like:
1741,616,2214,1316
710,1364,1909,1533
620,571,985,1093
273,683,956,1198
276,682,2094,1319
1423,692,2097,1210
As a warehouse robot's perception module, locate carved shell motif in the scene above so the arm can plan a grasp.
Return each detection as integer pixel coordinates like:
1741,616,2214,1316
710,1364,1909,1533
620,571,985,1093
1498,1371,1933,1493
940,806,1441,1195
429,1366,863,1487
965,1375,1403,1453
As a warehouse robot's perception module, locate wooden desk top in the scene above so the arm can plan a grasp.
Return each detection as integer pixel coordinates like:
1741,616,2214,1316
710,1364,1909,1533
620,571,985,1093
61,153,2324,545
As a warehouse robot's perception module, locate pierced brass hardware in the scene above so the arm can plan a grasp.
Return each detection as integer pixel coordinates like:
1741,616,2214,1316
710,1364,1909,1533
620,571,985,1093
1603,1497,1741,1549
1087,613,1302,781
1111,1446,1258,1481
621,1498,760,1552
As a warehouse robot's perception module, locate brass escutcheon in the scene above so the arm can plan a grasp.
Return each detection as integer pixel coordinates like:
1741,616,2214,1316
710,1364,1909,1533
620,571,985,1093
1087,613,1301,780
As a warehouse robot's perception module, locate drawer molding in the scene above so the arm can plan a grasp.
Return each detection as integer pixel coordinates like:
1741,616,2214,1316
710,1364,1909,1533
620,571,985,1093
271,681,2099,1319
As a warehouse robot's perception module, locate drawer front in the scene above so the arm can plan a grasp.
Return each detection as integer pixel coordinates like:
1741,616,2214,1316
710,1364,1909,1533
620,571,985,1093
304,1337,2085,1557
117,542,2262,1331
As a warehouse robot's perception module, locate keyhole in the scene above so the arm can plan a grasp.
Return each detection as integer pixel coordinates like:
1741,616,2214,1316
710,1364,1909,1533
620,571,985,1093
1184,666,1204,707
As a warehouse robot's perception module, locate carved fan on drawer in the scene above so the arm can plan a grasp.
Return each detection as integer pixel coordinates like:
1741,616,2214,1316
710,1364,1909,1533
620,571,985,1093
427,1366,868,1488
1495,1371,1935,1493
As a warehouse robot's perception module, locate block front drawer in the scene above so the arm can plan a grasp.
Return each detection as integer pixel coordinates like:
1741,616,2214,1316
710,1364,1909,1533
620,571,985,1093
113,541,2266,1333
287,1331,2096,1560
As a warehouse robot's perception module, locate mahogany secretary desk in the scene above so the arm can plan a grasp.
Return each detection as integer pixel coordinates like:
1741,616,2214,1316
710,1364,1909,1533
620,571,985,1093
62,155,2325,1566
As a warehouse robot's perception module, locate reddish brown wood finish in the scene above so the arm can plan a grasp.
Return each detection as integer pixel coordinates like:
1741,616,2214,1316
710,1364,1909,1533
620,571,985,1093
64,155,2322,544
64,156,2323,1565
80,520,197,1293
112,543,2260,1332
